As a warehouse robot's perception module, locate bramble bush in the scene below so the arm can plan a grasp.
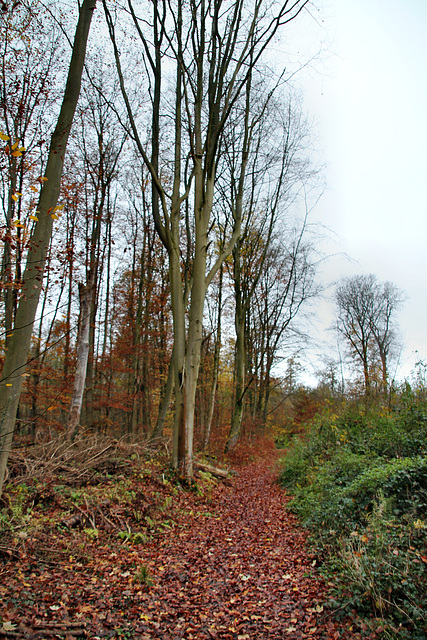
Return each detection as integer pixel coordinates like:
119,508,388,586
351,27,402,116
280,389,427,638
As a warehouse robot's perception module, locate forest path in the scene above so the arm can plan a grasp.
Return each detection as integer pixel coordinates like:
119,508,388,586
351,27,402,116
140,452,352,640
0,448,359,639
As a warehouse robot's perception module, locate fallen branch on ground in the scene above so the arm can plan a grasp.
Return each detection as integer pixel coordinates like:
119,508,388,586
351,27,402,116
194,461,231,478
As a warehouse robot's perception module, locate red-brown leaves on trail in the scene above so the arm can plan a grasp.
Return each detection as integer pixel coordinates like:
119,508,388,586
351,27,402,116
1,451,362,639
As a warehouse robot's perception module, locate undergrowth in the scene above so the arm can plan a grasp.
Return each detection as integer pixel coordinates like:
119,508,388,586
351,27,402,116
0,436,223,545
280,386,427,638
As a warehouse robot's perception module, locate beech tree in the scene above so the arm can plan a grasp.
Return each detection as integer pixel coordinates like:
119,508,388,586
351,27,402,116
103,0,311,476
0,0,96,495
335,274,404,395
369,280,405,390
249,228,318,425
222,100,312,451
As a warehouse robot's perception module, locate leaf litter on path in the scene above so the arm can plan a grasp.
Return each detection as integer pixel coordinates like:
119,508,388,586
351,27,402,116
0,452,364,639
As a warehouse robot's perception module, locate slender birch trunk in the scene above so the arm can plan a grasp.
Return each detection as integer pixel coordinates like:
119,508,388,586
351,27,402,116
67,283,92,440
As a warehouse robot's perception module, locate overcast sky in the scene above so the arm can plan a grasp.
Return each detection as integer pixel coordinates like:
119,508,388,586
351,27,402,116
287,0,427,384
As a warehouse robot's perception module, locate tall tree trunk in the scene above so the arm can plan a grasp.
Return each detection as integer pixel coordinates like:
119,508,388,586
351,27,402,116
226,294,245,451
0,0,96,495
151,257,173,440
362,344,371,398
151,345,174,441
67,283,92,440
203,264,223,450
130,235,146,436
1,156,17,346
30,243,58,440
380,351,387,393
84,183,108,428
169,244,186,469
85,294,97,428
62,204,76,425
227,233,248,452
141,269,153,433
100,216,113,429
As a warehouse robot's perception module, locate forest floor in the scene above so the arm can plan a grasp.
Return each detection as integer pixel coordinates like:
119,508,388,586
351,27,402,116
0,439,377,639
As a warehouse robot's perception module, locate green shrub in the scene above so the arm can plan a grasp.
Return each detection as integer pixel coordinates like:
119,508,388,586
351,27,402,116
337,493,427,634
279,437,314,488
280,394,427,636
346,457,427,515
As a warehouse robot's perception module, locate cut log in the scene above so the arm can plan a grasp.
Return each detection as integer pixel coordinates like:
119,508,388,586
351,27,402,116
61,513,83,528
194,461,230,479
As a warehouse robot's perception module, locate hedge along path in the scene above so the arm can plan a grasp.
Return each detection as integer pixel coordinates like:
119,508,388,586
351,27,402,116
138,454,354,640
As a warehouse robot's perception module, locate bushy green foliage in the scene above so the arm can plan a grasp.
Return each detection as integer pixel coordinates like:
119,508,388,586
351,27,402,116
280,391,427,637
338,494,427,635
0,483,33,534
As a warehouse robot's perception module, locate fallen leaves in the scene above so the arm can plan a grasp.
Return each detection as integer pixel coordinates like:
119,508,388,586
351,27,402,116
0,451,362,639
